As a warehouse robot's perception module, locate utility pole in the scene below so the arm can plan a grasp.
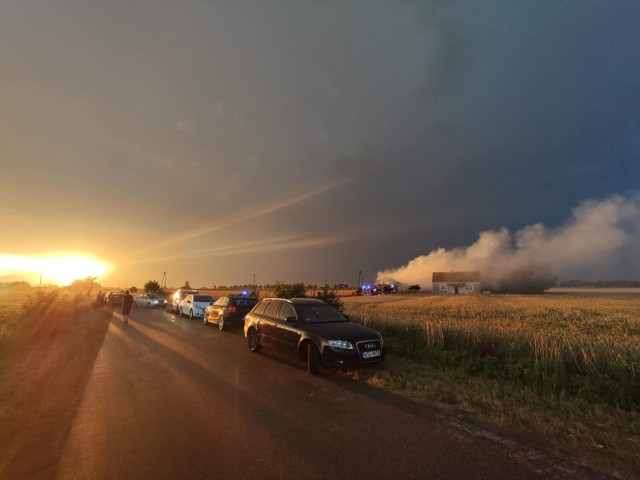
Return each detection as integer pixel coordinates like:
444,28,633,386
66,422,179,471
253,273,256,287
356,270,364,296
161,272,167,290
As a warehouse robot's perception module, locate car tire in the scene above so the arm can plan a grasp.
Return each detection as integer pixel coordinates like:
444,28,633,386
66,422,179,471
247,328,261,352
146,302,151,308
203,312,208,325
178,308,183,317
189,309,194,319
307,343,321,375
218,316,225,331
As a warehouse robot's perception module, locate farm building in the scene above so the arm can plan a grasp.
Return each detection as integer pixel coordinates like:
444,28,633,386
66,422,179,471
432,271,481,294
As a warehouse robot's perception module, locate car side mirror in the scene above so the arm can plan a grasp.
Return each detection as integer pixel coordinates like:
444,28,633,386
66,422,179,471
285,316,297,323
210,302,214,306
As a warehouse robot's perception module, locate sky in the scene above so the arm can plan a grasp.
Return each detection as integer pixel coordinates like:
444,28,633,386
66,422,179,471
1,1,640,289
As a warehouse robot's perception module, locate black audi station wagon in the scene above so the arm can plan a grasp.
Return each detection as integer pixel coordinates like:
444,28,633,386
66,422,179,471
243,298,384,374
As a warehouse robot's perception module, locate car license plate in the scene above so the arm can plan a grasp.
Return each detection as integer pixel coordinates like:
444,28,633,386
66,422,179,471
362,350,380,359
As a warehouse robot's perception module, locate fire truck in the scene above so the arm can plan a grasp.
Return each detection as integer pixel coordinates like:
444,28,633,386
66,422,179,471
353,271,398,295
356,282,397,296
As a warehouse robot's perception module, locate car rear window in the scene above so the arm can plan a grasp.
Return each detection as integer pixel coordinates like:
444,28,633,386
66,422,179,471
194,295,214,302
233,299,257,308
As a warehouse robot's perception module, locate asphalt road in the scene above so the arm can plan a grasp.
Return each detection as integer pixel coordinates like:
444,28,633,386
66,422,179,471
53,307,593,480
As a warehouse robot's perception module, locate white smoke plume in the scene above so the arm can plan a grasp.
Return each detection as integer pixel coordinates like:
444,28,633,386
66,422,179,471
378,195,640,292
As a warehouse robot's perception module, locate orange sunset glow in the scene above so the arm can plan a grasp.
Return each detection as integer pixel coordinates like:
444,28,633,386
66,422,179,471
0,254,111,286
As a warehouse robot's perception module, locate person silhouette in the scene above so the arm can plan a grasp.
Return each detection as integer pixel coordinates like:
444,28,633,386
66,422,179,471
122,290,134,325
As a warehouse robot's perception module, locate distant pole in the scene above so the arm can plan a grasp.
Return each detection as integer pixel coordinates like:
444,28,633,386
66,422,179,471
253,273,256,286
39,272,42,290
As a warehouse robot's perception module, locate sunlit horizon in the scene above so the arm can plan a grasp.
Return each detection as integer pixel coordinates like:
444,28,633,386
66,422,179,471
0,253,111,286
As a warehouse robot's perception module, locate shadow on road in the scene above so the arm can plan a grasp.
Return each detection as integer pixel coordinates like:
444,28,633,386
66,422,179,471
110,315,348,478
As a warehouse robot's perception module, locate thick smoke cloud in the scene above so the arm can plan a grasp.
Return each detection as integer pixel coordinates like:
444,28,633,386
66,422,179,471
379,195,640,292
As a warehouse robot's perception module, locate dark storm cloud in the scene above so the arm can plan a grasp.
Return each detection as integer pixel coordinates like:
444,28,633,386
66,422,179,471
370,5,638,223
330,156,383,177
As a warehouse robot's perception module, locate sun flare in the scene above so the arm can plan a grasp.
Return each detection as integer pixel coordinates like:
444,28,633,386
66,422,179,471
0,253,111,286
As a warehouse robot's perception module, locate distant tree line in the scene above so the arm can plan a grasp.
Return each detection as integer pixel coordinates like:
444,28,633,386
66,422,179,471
0,281,31,288
272,282,345,312
558,279,640,288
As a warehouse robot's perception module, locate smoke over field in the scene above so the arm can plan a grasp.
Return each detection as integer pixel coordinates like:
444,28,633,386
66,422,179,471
379,195,640,292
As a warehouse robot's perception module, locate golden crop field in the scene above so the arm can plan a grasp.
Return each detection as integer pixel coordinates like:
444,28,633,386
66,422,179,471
0,286,35,340
343,293,640,406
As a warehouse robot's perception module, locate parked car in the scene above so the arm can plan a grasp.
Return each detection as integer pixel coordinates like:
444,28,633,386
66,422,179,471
179,294,215,319
170,289,199,313
134,293,167,308
244,298,384,374
204,294,258,330
104,291,123,307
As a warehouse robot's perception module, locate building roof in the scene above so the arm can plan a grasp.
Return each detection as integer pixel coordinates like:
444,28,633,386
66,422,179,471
432,271,481,282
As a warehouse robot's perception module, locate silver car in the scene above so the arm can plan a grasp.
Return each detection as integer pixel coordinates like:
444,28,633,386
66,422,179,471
134,293,167,308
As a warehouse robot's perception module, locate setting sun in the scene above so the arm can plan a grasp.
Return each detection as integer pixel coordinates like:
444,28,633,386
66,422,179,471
0,254,111,286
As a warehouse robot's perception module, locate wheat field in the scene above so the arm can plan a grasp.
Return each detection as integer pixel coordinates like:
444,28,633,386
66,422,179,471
343,293,640,404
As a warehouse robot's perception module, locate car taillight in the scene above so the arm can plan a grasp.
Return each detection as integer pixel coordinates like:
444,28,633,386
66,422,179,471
229,306,237,313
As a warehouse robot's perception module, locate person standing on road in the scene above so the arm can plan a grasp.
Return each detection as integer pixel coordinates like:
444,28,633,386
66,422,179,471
122,290,134,325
